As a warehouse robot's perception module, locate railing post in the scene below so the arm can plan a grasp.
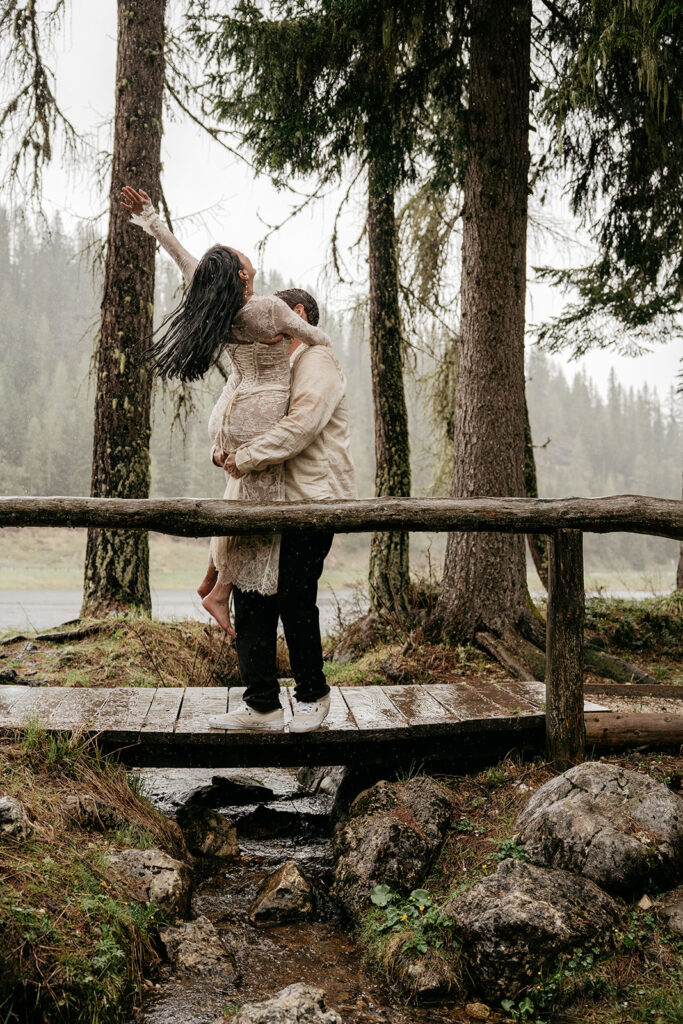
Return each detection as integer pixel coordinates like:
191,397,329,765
545,529,585,767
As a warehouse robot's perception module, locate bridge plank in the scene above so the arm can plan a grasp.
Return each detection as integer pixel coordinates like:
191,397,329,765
383,685,447,725
46,689,112,729
478,680,545,717
340,686,409,731
90,689,157,742
321,687,358,732
424,683,512,721
140,688,185,736
0,686,74,727
175,687,229,742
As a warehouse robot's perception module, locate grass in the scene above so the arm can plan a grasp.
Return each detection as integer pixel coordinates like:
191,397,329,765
0,728,186,1022
0,615,246,688
354,752,683,1022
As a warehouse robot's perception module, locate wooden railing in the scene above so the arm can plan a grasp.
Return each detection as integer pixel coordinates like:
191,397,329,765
1,494,682,767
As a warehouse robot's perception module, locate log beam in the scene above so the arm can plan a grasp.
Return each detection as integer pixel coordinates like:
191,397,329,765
0,495,681,539
546,529,585,766
585,712,683,749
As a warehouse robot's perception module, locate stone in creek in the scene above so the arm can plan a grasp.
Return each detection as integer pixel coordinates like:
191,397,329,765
176,805,240,860
158,915,238,981
107,848,191,919
657,887,683,937
249,860,314,926
232,983,342,1024
515,762,683,897
0,795,33,839
465,1004,491,1021
446,859,623,1002
332,776,453,920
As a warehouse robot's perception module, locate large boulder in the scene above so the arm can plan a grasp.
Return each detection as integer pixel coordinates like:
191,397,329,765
332,777,452,919
158,915,238,980
176,805,239,860
447,859,623,1002
107,848,191,918
232,984,342,1024
0,796,33,840
515,763,683,897
249,860,314,926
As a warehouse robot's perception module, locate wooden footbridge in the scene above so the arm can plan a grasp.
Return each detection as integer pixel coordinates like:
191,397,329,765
0,680,610,769
1,493,682,767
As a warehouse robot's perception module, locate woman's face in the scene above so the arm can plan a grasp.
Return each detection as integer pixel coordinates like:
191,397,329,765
232,249,256,300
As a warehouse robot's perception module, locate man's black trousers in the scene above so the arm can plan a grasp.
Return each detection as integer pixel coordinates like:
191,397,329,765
233,531,334,713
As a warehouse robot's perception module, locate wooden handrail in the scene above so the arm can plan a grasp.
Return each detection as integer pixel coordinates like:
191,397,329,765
0,494,681,539
1,492,681,769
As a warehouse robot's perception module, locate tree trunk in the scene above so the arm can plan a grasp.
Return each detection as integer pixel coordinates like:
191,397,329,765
435,0,532,640
367,160,411,614
82,0,166,617
677,471,683,591
524,396,548,589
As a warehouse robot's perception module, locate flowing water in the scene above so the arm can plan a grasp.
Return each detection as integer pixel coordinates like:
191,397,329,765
131,767,472,1024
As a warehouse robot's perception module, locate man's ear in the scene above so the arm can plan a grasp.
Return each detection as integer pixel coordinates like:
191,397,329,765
293,303,308,322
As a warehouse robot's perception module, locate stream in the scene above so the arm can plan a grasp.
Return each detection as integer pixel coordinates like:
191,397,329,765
131,766,470,1024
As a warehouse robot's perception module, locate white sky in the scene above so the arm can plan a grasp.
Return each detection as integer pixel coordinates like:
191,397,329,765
16,0,683,401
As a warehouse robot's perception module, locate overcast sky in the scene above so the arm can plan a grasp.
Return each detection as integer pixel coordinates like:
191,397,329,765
17,1,683,401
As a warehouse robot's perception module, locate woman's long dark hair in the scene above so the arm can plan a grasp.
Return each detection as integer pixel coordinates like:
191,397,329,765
149,244,245,381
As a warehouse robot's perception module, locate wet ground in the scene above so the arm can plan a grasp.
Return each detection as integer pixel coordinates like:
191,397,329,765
132,766,472,1024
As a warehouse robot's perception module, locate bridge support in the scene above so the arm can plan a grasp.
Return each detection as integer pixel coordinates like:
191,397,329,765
545,529,585,767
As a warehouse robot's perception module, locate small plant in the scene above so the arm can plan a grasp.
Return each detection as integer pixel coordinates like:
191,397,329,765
394,761,424,783
369,885,455,956
490,839,527,862
485,766,508,788
452,815,486,835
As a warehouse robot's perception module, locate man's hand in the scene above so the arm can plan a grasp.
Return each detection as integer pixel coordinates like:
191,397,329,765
212,448,228,469
225,453,245,479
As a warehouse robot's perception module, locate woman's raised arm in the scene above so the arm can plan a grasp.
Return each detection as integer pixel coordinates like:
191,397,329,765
121,186,199,287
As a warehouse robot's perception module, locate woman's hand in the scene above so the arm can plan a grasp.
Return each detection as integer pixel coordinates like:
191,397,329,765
120,186,152,216
225,453,245,479
261,333,286,345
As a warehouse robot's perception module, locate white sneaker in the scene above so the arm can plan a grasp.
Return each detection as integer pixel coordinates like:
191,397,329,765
289,694,331,733
209,705,285,732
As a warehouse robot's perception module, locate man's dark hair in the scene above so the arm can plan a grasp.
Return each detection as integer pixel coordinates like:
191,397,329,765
275,288,319,326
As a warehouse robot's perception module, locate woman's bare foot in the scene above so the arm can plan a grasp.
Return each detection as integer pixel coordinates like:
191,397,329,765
202,581,236,637
197,563,218,599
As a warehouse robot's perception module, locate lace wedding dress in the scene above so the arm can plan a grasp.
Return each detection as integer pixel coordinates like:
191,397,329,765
130,200,332,595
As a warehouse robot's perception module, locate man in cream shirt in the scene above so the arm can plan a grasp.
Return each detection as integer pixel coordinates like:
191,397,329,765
210,288,356,734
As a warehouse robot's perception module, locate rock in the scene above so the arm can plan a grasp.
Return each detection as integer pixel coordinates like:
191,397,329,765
446,859,622,1002
332,777,452,919
0,796,33,839
21,642,38,654
515,763,683,897
637,894,653,910
107,848,191,918
249,860,314,926
62,793,126,830
158,915,238,980
0,668,19,683
657,888,683,937
233,983,342,1024
465,1004,491,1021
332,613,387,664
176,805,239,860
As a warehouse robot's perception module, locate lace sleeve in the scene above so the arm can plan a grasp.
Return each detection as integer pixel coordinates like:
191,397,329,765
129,200,199,286
269,296,332,348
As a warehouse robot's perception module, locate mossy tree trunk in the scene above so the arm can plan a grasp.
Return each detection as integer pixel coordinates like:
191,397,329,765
367,159,411,614
82,0,166,617
435,0,532,641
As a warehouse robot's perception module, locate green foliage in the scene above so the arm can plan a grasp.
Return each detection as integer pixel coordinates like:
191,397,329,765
584,596,683,658
369,885,455,957
485,766,508,788
490,839,527,863
538,1,683,350
501,945,603,1023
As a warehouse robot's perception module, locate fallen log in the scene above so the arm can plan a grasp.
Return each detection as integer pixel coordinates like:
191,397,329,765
584,683,683,699
0,494,681,540
585,712,683,749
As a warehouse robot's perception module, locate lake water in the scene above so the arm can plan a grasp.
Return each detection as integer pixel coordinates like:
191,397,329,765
0,584,666,635
0,587,369,634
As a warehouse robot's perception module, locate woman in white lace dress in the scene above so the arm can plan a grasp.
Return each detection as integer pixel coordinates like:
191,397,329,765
121,186,332,635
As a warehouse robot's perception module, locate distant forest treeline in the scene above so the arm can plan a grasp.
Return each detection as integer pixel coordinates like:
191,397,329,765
0,212,680,572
